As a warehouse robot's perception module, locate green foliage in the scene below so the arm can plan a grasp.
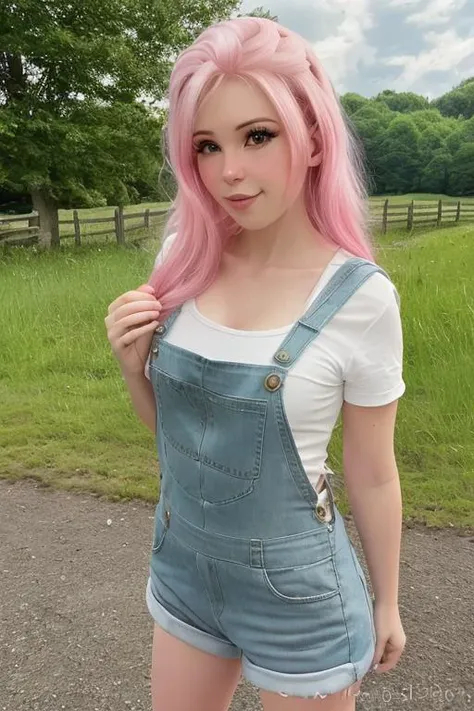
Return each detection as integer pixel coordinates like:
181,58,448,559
346,82,474,196
0,0,240,208
241,5,278,21
433,77,474,119
375,89,430,114
1,4,473,213
340,92,368,116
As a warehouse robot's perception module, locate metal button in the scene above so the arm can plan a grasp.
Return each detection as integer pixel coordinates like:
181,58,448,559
316,504,327,521
155,324,166,335
151,345,159,355
275,350,291,363
164,509,171,527
264,373,282,392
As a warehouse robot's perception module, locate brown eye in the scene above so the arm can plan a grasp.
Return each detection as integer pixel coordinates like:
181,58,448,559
246,128,278,147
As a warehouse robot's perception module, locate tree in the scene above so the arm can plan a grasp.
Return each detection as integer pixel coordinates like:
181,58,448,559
375,90,430,114
350,102,393,193
340,92,368,117
433,78,474,120
0,0,240,246
449,143,474,196
241,6,278,20
377,115,422,194
420,148,452,194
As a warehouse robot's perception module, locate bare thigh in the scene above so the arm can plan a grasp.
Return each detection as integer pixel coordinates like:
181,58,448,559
259,679,363,711
151,624,242,711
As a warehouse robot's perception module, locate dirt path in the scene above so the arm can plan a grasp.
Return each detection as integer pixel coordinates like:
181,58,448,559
1,478,473,711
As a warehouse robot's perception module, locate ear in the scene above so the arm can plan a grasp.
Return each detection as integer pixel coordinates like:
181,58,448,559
307,120,323,167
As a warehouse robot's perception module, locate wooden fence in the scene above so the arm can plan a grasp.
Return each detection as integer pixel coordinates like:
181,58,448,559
370,198,474,234
0,205,169,247
1,199,474,247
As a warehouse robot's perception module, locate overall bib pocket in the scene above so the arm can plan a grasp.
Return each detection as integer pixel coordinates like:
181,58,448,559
152,368,267,504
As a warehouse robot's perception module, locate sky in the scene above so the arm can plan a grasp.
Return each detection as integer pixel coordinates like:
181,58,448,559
239,0,474,99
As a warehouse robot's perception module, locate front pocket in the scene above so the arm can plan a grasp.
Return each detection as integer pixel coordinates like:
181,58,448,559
152,369,268,503
262,554,340,604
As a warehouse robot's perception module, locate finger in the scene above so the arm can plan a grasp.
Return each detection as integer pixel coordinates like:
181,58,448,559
137,284,155,293
108,291,159,315
113,300,162,321
118,319,160,346
111,310,163,335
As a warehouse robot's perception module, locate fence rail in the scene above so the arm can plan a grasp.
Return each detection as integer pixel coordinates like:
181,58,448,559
369,198,473,233
0,205,169,247
1,199,474,247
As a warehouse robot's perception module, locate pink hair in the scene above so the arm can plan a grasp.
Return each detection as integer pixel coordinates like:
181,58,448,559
148,16,376,321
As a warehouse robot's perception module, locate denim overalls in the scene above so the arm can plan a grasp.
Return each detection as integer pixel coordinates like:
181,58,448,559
146,257,391,699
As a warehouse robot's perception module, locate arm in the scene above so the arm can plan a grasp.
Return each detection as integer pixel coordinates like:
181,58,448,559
341,398,402,606
121,368,157,434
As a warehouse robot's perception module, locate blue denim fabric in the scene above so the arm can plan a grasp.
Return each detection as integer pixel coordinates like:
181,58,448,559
146,258,391,698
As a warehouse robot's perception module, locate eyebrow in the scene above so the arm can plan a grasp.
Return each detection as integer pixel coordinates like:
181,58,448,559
193,117,279,138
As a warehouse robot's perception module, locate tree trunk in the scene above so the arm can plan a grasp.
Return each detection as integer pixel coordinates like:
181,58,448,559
31,190,60,248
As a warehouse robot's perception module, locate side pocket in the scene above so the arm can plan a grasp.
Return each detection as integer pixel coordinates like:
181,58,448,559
152,513,167,554
349,545,376,644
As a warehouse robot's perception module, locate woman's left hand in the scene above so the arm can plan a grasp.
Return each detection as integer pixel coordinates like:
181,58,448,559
370,601,407,674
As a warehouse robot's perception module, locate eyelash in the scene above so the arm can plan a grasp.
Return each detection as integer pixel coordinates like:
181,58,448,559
194,127,278,154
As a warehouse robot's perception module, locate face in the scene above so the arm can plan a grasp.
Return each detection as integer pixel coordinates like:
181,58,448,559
192,77,304,230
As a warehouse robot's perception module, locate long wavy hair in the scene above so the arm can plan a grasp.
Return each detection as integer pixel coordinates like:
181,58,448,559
148,16,375,321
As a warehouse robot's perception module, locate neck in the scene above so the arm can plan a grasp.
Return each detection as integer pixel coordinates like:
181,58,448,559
227,193,337,269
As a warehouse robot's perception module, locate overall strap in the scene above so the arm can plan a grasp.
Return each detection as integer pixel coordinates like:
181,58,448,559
161,305,182,332
272,258,393,369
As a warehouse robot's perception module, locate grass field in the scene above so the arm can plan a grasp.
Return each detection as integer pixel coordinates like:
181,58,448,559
1,208,473,528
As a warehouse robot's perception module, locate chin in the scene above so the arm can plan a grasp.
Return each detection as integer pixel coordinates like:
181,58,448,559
233,217,272,232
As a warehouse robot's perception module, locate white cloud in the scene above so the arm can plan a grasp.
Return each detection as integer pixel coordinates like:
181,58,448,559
385,28,474,89
407,0,466,26
312,0,376,92
386,0,467,25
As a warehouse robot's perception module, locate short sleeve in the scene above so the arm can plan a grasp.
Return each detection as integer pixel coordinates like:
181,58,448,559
343,292,406,407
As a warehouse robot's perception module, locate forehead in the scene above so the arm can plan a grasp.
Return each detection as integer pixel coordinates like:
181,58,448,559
194,76,279,131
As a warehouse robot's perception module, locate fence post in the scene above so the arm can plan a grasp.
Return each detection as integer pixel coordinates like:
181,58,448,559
115,207,125,244
456,201,461,222
118,205,125,244
144,208,150,229
437,199,442,227
73,209,81,246
28,212,40,229
407,200,414,231
382,199,389,234
28,212,40,244
114,208,120,242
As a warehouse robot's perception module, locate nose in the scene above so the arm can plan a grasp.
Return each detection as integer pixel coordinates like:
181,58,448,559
222,150,245,185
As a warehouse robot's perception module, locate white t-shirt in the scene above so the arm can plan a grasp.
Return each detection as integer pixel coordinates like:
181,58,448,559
145,234,406,489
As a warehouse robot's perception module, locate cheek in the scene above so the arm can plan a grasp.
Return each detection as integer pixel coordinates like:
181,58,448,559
197,158,220,195
254,145,292,191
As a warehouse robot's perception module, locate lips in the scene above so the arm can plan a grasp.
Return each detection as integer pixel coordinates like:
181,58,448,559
224,192,262,211
226,193,260,201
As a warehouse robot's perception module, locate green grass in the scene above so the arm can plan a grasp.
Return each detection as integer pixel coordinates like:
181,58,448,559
0,211,473,529
369,193,474,204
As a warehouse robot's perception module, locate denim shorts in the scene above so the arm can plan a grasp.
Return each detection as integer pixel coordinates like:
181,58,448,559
146,499,376,699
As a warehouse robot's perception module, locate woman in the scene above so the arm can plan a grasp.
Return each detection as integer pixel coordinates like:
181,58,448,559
105,16,407,711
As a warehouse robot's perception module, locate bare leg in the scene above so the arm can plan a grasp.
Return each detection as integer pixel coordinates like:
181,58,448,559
151,624,242,711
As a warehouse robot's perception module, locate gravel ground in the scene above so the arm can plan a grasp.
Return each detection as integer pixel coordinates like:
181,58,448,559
1,478,473,711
